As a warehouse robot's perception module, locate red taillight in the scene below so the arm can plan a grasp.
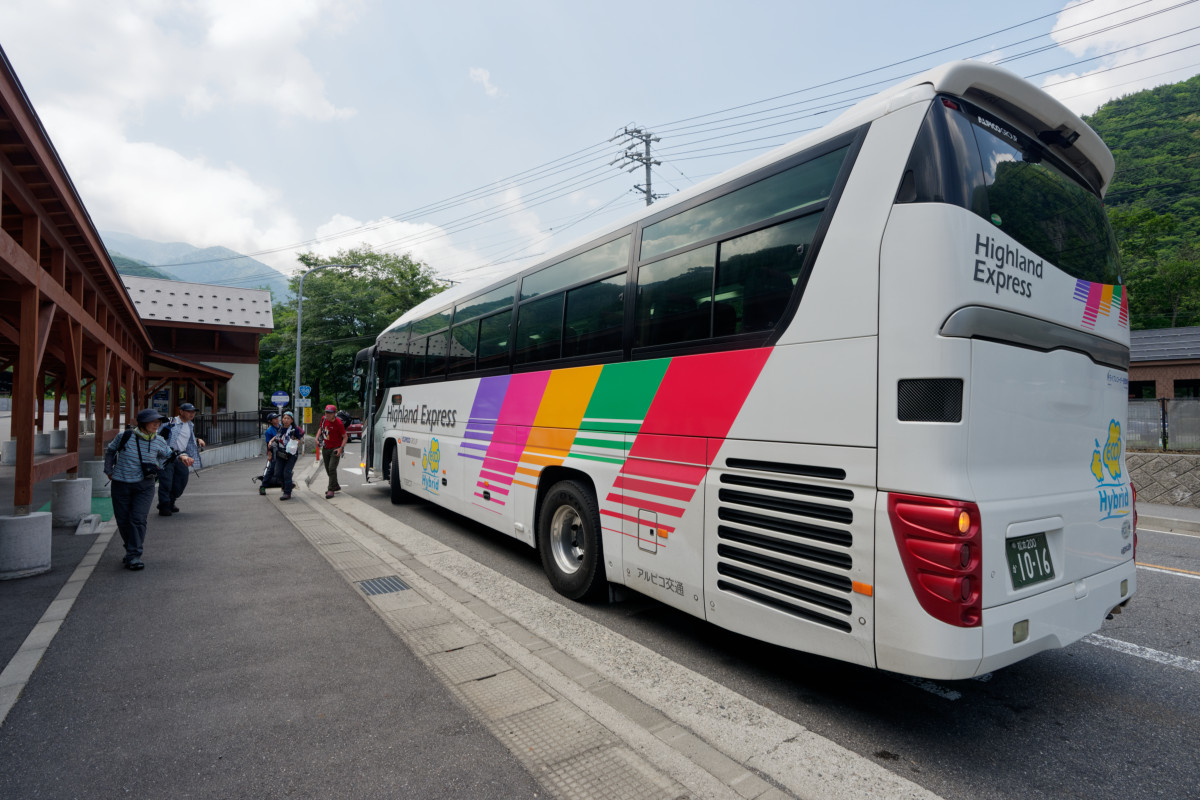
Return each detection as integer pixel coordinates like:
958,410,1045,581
1132,485,1138,561
887,493,982,627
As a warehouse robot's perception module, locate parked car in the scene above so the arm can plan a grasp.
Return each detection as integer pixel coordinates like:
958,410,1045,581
345,417,363,441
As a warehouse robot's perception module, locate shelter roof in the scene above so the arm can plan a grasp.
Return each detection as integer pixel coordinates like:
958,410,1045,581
121,275,274,330
1130,327,1200,362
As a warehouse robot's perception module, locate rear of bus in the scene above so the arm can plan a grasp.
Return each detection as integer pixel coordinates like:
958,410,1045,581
874,65,1135,679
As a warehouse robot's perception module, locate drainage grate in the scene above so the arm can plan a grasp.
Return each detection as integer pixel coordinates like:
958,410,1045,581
356,575,411,596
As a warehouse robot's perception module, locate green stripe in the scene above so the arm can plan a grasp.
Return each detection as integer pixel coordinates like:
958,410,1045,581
581,421,641,434
570,452,627,465
573,437,629,450
583,358,670,424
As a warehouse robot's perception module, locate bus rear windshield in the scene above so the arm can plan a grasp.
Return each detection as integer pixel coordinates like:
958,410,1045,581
897,96,1120,286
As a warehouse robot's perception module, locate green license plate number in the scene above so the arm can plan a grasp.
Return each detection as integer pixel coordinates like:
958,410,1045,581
1007,533,1055,589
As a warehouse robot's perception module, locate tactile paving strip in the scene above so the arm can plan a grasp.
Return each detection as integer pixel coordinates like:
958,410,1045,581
456,668,555,720
542,745,687,800
382,604,455,632
427,643,511,684
405,622,480,655
500,700,616,765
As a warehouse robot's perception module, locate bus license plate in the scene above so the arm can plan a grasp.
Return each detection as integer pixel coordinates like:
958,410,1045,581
1006,532,1055,589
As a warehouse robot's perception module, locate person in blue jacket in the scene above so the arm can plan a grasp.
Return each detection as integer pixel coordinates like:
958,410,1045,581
104,409,193,570
157,402,204,516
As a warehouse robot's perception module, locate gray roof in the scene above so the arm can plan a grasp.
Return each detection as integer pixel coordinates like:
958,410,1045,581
121,276,274,329
1130,327,1200,362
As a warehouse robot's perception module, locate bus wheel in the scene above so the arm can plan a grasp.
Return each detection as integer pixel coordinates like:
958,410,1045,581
537,480,605,601
389,447,408,505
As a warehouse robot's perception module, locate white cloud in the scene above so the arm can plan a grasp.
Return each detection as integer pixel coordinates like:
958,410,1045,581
1042,0,1200,114
0,0,360,271
469,67,502,98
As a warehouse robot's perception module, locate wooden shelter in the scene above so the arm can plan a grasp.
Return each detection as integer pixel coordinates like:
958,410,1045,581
0,45,151,513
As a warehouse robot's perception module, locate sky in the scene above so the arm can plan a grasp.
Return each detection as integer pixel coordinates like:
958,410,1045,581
1,0,1198,289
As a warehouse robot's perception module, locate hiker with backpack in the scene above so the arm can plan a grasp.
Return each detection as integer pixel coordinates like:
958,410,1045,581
267,410,305,500
103,409,193,570
157,402,205,517
255,411,281,494
315,404,348,499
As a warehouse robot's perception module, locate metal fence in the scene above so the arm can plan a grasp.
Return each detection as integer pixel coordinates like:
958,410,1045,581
192,411,263,448
1127,398,1200,451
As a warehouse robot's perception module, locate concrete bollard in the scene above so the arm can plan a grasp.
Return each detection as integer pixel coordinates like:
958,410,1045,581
51,478,93,528
0,512,52,580
78,460,111,497
82,419,95,434
33,432,51,455
0,440,15,465
49,429,67,449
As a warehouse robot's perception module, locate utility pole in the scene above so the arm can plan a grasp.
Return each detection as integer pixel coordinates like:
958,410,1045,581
611,126,666,206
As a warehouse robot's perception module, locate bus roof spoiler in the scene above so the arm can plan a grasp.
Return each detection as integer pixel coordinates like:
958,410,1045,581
892,61,1114,196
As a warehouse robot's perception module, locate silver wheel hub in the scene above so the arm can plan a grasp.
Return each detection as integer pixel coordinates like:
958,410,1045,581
549,504,585,575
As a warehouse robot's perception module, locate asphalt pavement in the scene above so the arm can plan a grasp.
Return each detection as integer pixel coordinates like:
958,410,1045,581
3,447,1197,800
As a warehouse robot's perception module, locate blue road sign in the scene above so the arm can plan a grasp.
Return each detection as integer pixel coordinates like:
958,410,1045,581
271,391,290,408
299,385,312,398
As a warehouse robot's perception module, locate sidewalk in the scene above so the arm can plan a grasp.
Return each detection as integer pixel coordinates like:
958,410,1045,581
0,458,542,799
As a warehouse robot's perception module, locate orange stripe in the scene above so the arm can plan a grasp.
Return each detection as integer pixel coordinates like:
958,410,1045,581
515,467,541,478
513,480,538,489
852,581,873,597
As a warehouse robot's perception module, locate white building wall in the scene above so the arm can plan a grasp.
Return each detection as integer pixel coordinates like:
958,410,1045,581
207,361,260,413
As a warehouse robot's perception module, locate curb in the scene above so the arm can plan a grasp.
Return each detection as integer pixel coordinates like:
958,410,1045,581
1138,515,1200,535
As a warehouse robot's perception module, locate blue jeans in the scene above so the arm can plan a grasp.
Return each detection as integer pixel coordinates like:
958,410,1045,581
112,478,155,562
157,458,190,508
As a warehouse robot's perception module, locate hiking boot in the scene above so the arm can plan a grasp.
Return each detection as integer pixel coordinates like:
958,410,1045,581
280,494,291,501
158,505,172,517
259,486,266,496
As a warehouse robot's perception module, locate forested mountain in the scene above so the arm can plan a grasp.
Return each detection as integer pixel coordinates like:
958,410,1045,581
110,253,169,279
102,231,291,299
1085,74,1200,329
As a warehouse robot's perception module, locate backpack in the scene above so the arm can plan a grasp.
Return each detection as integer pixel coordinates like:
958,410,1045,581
158,421,174,443
336,410,351,427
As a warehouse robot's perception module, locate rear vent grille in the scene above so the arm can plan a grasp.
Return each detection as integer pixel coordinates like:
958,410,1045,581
716,460,856,632
898,378,963,422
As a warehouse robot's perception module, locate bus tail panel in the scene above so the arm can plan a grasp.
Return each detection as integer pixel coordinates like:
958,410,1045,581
704,439,877,669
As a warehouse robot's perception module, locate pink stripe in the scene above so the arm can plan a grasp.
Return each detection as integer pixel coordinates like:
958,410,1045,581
599,508,676,533
604,492,686,518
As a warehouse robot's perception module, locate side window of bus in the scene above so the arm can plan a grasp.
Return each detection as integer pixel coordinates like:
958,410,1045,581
426,330,449,378
449,320,479,374
515,293,565,365
409,335,428,379
715,214,819,334
635,245,716,348
564,274,625,357
476,310,512,371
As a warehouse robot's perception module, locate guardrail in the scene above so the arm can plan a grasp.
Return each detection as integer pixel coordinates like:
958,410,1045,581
192,411,263,448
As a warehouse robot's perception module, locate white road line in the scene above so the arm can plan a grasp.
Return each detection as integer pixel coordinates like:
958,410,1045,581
1136,526,1200,539
1137,564,1200,581
1084,634,1200,674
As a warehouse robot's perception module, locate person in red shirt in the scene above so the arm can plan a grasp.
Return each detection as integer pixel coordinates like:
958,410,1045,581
316,404,347,499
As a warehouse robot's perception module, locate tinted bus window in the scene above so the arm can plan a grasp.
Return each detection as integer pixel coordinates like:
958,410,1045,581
640,149,846,261
449,320,479,374
715,215,817,334
521,236,631,300
377,323,410,356
477,310,511,371
564,274,625,357
635,245,716,348
455,281,515,322
426,331,449,377
412,309,451,336
408,335,427,379
899,98,1120,285
515,293,565,364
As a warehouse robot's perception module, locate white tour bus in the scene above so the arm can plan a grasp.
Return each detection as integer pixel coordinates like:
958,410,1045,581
353,61,1136,680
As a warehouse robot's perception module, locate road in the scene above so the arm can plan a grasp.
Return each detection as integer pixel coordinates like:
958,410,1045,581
330,460,1199,800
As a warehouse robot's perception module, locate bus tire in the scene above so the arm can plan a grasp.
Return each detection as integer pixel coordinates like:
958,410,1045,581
537,480,606,601
389,446,408,505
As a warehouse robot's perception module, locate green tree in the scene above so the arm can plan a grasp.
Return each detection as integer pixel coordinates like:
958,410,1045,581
259,246,444,411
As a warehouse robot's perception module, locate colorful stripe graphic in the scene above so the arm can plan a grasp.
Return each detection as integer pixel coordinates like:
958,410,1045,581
1074,280,1128,330
599,348,772,545
453,349,771,525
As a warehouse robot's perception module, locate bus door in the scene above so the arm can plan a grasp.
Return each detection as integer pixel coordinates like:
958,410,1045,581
618,433,708,618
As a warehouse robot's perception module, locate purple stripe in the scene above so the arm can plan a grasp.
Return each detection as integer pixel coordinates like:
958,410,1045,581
458,453,485,461
459,441,489,451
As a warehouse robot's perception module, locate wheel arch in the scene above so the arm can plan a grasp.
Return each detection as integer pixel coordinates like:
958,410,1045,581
535,465,598,522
